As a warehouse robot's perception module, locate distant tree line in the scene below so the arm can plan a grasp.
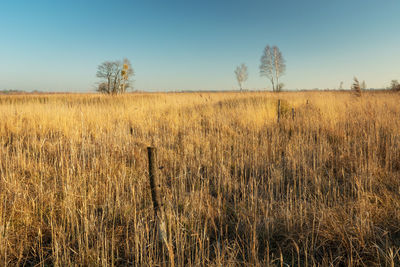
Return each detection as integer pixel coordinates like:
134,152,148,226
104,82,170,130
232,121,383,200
96,52,398,94
234,45,398,93
350,77,400,95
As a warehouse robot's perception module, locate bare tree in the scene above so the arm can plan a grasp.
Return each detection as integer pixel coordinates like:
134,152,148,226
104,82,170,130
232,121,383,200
339,81,344,90
273,46,286,91
361,80,367,90
260,45,286,92
390,80,400,91
234,63,248,91
260,45,275,91
96,59,134,94
96,61,117,94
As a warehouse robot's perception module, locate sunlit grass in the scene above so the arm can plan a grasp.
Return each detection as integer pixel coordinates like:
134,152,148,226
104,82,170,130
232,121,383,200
0,91,399,266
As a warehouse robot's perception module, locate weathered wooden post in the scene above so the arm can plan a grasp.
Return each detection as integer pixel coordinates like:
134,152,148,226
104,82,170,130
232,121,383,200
147,147,161,216
277,99,281,123
292,108,295,121
147,147,174,267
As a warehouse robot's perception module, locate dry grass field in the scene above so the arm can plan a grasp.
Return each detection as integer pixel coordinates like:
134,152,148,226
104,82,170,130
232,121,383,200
0,91,399,266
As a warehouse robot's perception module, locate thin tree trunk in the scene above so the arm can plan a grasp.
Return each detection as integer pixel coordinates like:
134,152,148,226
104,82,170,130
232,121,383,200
271,79,275,92
107,77,111,94
276,77,279,92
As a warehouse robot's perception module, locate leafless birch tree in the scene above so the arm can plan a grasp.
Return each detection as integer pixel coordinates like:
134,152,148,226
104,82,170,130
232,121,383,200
273,46,286,91
234,63,248,91
260,45,286,92
361,80,367,90
260,45,275,91
339,81,344,90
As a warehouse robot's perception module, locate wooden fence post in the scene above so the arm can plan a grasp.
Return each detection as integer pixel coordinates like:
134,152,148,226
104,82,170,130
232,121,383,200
147,147,161,216
147,147,175,267
277,99,281,123
292,108,295,121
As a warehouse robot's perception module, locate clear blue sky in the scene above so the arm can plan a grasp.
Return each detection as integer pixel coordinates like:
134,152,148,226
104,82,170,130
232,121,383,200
0,0,399,92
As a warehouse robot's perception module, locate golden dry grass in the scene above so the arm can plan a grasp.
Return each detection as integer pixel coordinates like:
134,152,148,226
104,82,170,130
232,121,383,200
0,91,399,266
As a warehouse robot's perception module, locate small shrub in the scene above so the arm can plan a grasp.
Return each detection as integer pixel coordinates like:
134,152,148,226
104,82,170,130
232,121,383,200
390,80,400,91
351,77,362,97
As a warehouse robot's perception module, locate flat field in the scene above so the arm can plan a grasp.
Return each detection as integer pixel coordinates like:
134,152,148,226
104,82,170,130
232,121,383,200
0,91,399,266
